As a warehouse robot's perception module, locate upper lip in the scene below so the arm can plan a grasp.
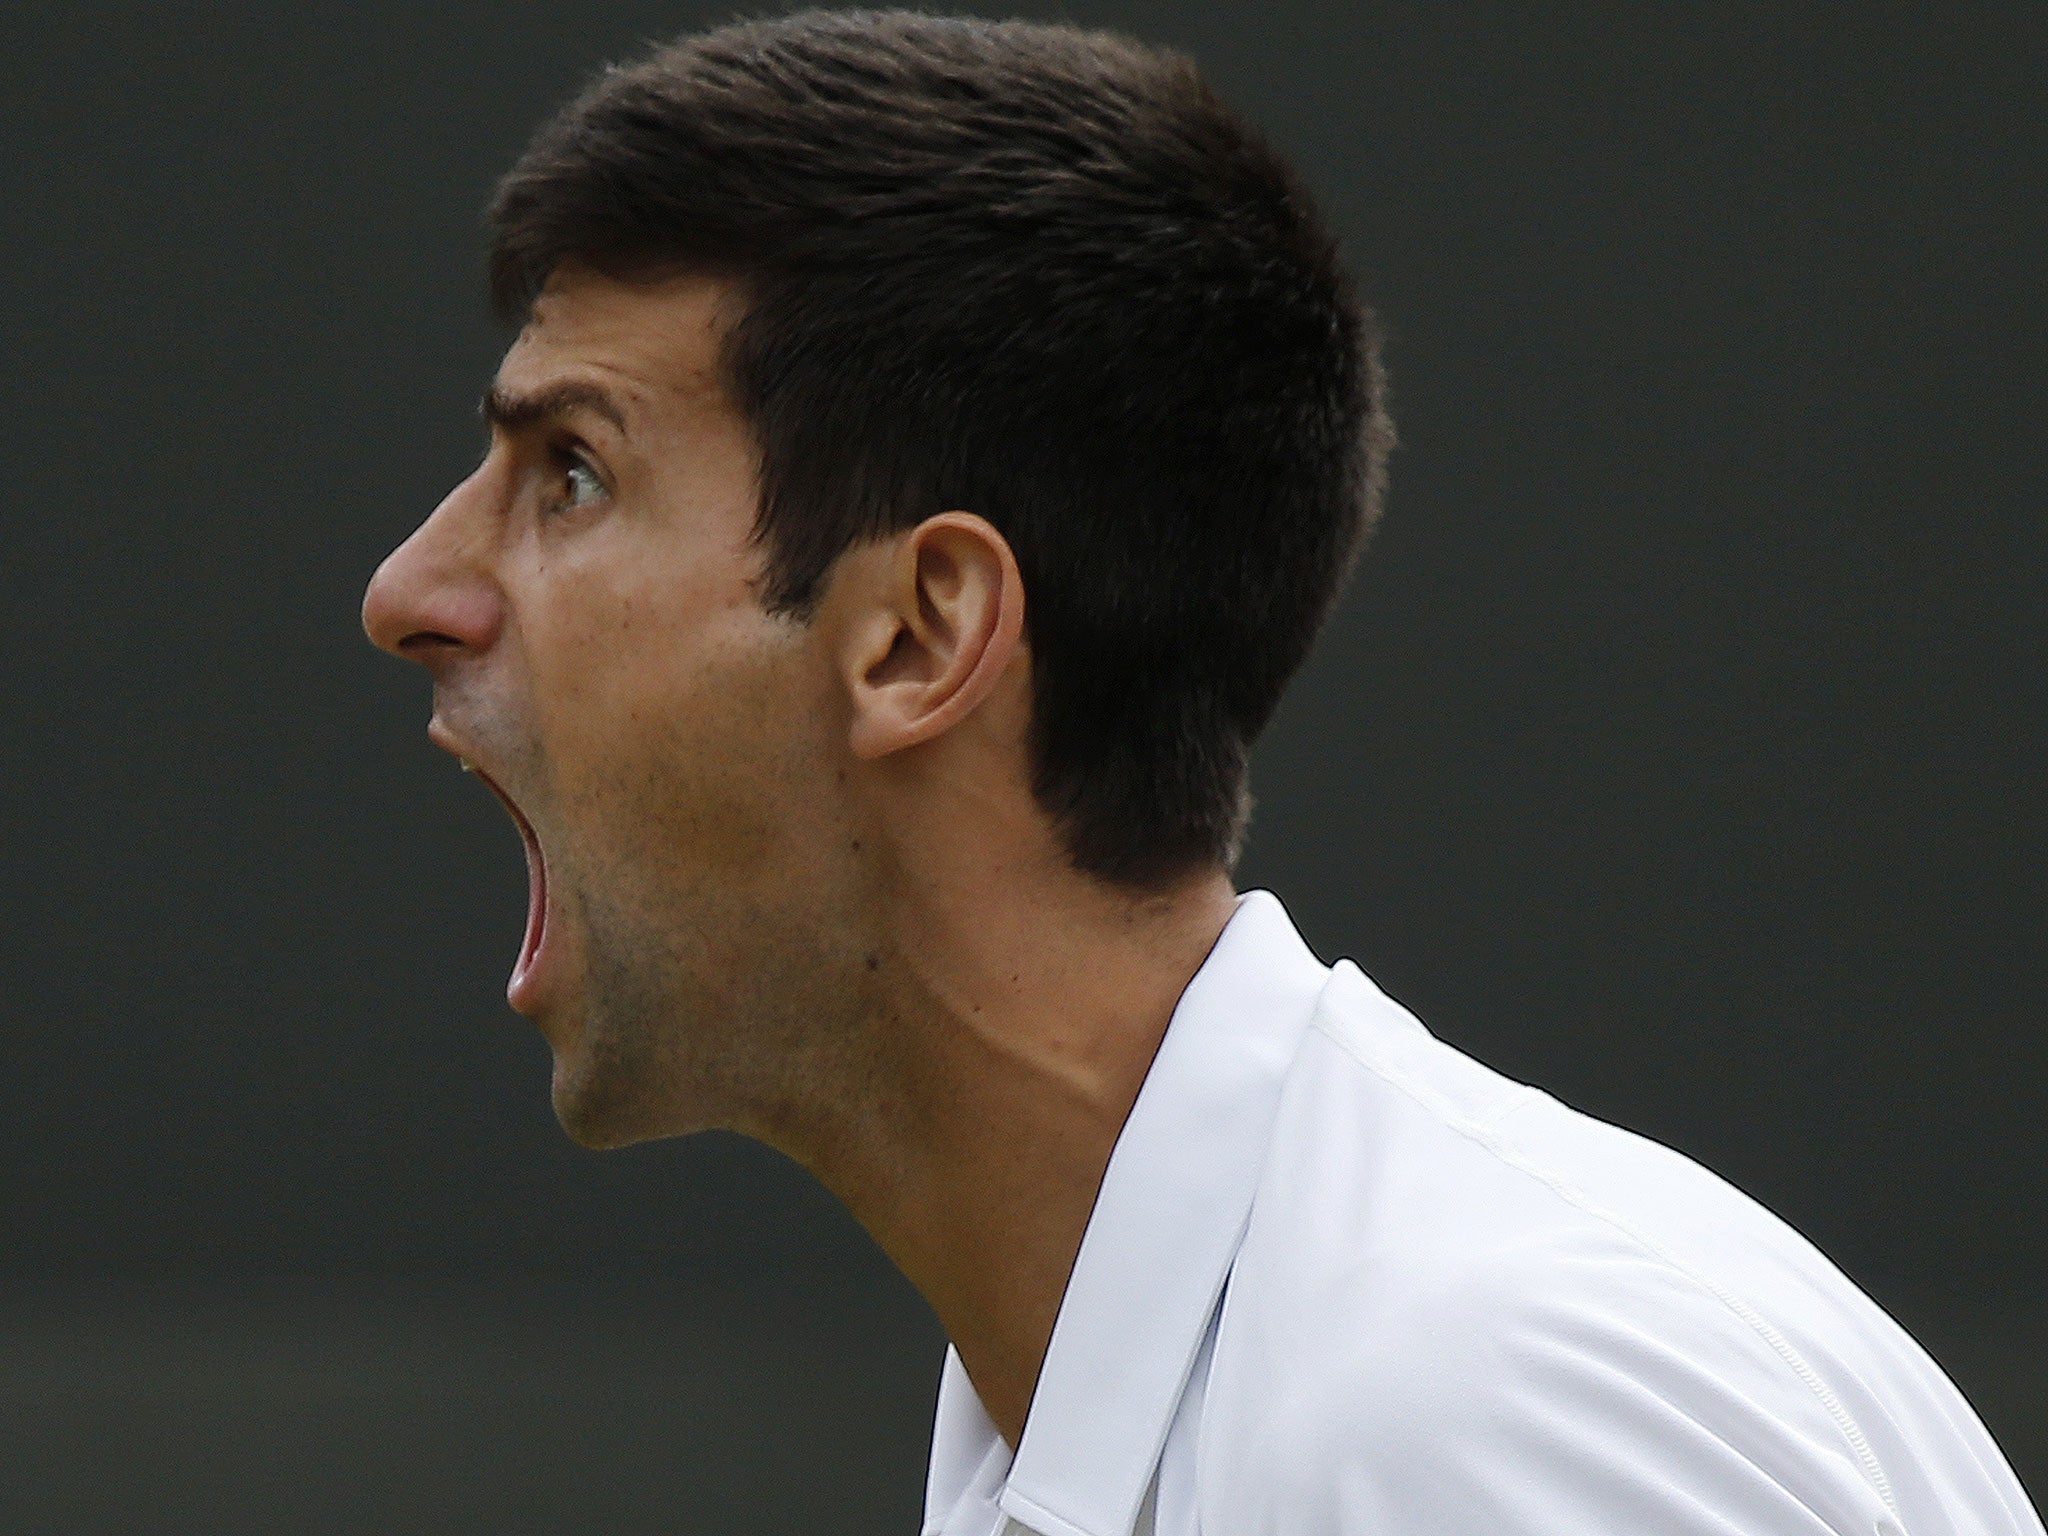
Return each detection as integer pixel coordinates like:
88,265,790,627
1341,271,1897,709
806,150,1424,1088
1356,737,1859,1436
427,716,489,778
426,718,531,824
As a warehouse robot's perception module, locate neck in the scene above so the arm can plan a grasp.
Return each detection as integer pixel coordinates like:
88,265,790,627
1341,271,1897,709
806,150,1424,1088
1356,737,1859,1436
773,855,1239,1449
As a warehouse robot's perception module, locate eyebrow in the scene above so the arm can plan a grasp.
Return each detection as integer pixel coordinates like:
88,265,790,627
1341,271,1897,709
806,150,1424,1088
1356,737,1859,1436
479,379,630,438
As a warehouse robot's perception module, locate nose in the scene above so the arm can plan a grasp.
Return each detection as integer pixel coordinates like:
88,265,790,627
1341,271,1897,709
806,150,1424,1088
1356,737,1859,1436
362,471,505,669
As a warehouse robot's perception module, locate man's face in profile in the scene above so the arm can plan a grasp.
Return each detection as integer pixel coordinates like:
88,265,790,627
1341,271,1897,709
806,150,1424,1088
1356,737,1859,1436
363,268,870,1150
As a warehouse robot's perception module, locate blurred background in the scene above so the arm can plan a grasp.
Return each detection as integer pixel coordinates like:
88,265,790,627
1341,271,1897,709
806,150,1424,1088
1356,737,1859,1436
3,2,2041,1531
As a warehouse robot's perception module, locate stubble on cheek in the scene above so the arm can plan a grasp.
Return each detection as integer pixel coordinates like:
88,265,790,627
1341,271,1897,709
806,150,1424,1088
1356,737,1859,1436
550,894,706,1148
545,643,875,1149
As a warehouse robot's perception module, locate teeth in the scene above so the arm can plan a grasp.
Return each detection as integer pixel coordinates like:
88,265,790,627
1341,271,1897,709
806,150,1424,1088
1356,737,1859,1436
459,758,476,774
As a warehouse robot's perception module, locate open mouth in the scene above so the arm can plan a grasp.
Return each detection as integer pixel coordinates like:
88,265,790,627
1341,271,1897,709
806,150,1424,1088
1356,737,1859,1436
464,760,549,1004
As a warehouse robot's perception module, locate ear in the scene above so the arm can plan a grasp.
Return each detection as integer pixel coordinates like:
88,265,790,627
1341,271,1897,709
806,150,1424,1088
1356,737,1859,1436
841,512,1026,761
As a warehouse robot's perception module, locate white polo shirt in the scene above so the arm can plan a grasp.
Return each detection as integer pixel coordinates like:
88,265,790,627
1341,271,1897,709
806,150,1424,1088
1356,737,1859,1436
923,891,2044,1536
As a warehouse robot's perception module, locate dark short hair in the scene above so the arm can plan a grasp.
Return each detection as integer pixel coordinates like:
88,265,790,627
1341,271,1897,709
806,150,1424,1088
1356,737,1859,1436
491,9,1392,887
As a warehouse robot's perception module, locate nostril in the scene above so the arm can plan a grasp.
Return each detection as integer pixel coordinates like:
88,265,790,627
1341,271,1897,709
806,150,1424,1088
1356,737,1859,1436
383,629,479,682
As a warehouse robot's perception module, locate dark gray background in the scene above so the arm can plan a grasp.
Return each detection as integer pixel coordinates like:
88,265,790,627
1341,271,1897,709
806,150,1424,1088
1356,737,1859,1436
3,3,2041,1531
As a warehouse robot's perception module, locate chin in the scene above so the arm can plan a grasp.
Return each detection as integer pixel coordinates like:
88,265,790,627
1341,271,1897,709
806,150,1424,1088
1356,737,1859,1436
552,1065,648,1150
553,1097,637,1151
548,1046,700,1151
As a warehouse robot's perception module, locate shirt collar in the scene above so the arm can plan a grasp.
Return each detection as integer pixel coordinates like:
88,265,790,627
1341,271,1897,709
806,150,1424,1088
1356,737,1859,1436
924,890,1334,1536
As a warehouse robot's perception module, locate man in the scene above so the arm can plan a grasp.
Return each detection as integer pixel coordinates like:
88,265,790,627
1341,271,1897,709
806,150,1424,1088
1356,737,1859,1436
363,12,2042,1535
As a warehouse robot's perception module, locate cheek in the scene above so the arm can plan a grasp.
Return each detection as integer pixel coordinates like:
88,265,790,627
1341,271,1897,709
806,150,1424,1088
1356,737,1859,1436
638,650,815,870
520,547,708,763
534,582,836,888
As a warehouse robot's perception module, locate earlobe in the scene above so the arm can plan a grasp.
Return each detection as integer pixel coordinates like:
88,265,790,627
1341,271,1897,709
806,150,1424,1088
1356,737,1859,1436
844,513,1024,761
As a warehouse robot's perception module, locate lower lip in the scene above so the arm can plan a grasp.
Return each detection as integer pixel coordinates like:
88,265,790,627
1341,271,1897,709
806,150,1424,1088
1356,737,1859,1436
468,769,551,1016
506,812,551,1015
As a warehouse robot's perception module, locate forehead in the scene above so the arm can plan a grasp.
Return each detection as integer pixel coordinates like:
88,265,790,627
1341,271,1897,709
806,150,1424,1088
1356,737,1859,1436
495,266,737,420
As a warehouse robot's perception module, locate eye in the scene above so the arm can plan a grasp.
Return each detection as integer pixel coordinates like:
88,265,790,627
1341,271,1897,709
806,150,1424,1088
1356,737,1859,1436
563,458,606,508
545,447,609,515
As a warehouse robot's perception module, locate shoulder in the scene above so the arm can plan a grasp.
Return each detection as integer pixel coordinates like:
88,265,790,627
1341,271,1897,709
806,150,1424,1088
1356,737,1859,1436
1204,1214,1895,1535
1196,964,1900,1534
